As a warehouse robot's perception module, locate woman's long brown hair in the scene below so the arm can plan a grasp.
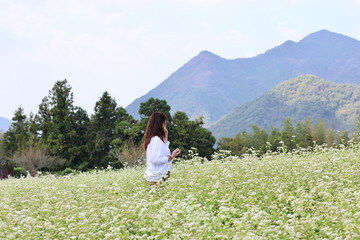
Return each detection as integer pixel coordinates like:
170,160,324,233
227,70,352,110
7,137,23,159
143,112,168,150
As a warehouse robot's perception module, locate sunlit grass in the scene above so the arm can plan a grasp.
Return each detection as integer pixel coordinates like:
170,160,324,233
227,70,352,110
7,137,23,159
1,145,360,239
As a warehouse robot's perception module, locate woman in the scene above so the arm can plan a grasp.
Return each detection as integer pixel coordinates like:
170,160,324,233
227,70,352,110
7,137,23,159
143,112,181,184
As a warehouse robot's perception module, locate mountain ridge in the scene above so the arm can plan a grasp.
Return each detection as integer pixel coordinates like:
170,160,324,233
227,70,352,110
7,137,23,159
126,30,360,125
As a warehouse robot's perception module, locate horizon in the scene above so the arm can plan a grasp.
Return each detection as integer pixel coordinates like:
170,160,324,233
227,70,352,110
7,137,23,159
1,0,360,120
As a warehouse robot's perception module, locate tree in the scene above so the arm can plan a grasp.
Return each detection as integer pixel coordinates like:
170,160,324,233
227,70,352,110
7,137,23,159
295,121,306,148
268,126,282,152
326,125,335,147
171,112,215,158
2,107,31,155
314,119,326,145
34,80,89,169
218,131,250,156
69,107,90,169
112,107,141,148
87,91,119,168
281,117,296,150
249,125,268,154
138,97,172,137
304,117,314,147
139,97,171,121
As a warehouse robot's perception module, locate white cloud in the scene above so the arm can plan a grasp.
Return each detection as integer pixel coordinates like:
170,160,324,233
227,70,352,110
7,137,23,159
0,4,50,37
178,0,247,8
200,20,210,29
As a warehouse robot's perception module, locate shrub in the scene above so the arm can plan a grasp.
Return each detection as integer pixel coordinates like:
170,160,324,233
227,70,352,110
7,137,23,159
13,167,27,178
61,168,73,176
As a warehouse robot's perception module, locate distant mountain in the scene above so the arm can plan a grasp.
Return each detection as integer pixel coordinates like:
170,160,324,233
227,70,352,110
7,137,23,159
209,75,360,139
126,30,360,125
0,117,11,132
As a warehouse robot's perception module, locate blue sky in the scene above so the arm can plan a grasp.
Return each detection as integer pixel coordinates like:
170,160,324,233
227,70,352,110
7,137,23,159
1,0,360,119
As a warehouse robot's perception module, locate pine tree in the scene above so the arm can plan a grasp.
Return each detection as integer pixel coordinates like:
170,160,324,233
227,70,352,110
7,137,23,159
2,106,35,156
88,91,119,168
44,80,79,167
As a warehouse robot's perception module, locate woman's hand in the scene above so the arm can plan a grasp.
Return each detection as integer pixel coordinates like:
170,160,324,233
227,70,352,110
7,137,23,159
171,148,181,159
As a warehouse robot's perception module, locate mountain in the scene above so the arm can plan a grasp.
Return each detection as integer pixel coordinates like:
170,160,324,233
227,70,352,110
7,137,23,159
0,116,12,132
126,30,360,125
209,75,360,139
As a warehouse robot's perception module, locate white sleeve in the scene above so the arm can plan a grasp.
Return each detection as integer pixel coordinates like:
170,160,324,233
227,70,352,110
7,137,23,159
148,137,169,165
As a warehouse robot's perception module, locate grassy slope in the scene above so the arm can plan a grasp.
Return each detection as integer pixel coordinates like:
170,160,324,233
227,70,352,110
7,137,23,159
1,146,360,239
210,75,360,139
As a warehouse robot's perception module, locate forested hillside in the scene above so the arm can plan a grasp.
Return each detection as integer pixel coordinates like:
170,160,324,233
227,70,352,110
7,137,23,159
210,75,360,139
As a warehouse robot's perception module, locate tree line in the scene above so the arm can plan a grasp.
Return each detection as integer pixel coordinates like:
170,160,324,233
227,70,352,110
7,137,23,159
0,80,215,175
218,117,360,155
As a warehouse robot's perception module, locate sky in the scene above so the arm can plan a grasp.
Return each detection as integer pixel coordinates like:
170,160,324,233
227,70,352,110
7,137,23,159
1,0,360,120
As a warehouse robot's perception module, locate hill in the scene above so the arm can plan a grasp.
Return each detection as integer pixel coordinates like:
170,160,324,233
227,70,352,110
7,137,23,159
0,116,11,132
209,75,360,139
126,30,360,125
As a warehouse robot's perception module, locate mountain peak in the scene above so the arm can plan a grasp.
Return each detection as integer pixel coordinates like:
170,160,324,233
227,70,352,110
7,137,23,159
300,29,358,44
186,50,223,66
196,50,221,60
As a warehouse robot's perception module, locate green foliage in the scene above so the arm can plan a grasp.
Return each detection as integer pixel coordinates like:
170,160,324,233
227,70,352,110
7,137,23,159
87,91,120,169
33,80,89,169
138,99,215,158
281,117,296,150
172,112,215,158
314,119,326,145
4,82,215,172
211,75,360,140
13,167,27,178
61,168,74,176
139,97,172,122
218,116,354,155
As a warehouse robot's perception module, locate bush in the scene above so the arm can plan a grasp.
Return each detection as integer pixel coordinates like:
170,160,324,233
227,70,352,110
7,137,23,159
13,167,27,178
61,168,74,176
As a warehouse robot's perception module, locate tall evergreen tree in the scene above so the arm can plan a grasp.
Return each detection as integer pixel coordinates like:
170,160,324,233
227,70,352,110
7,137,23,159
44,80,79,167
88,91,119,168
2,107,31,155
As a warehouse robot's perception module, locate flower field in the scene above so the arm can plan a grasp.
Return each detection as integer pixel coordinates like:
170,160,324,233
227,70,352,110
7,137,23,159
1,146,360,239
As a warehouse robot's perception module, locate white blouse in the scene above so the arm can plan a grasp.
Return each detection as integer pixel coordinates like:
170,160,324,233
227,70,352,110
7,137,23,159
144,136,172,182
